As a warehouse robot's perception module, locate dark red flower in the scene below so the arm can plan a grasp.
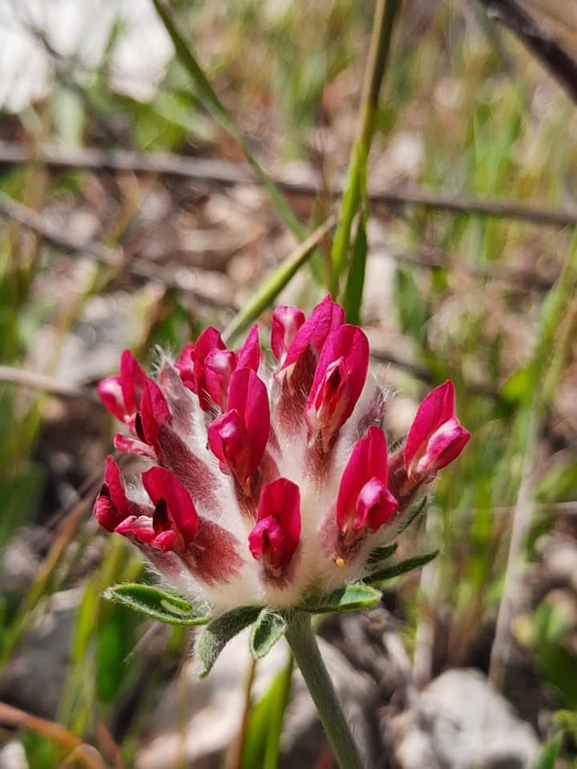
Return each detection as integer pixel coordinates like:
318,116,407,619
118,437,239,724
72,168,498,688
93,300,470,611
141,466,199,553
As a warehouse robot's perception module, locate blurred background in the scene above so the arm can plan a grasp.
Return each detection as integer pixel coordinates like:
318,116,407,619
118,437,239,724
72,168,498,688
0,0,577,766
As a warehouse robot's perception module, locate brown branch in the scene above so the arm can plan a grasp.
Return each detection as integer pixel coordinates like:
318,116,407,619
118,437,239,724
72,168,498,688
0,702,108,769
0,190,240,311
0,180,558,296
0,365,98,400
0,142,575,228
0,189,122,266
477,0,577,104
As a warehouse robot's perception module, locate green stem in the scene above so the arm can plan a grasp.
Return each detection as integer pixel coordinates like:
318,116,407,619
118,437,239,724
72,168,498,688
330,0,401,298
285,612,364,769
151,0,303,241
222,215,336,346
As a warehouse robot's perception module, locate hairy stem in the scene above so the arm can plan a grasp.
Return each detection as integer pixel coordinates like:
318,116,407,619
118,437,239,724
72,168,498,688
285,612,364,769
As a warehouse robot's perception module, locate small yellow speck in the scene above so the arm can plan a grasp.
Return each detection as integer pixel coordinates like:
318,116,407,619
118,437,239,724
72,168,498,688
335,557,346,568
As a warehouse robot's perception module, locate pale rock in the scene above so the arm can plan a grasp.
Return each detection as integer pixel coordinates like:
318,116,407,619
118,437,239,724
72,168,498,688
388,668,540,769
0,742,28,769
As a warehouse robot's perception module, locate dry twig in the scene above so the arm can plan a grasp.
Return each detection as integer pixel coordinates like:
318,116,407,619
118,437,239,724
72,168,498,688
477,0,577,104
0,365,97,400
0,702,110,769
0,142,576,228
0,190,239,311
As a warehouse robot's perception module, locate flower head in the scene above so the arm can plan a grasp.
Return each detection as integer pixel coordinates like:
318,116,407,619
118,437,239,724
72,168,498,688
94,298,469,611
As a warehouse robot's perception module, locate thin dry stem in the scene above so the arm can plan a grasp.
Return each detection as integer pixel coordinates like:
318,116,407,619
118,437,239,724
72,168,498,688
488,411,538,686
477,0,577,104
0,142,575,228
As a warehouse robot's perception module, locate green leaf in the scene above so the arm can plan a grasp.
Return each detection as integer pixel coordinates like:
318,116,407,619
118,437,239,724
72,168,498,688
342,214,368,325
537,642,577,709
301,583,381,614
241,656,294,769
72,577,101,663
250,610,287,659
96,611,136,703
366,550,439,583
104,583,210,626
554,709,577,739
500,367,533,407
533,601,570,646
330,141,367,294
532,735,562,769
0,462,45,549
367,542,398,565
196,606,262,677
535,459,577,504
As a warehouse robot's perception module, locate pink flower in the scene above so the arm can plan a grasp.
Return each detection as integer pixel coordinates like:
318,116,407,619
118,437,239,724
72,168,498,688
175,327,226,411
207,368,270,493
271,306,305,365
306,325,369,452
248,478,301,581
404,381,471,479
97,350,146,428
95,298,470,611
336,427,398,548
279,295,344,376
94,457,136,532
176,325,261,413
141,466,200,553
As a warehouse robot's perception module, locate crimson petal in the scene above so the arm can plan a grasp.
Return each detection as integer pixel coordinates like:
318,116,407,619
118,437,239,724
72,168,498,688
237,325,261,371
176,327,227,411
281,295,344,372
306,325,369,449
208,368,270,486
404,381,470,477
248,478,301,574
271,306,305,365
97,349,146,424
336,427,398,539
139,379,172,454
142,466,199,549
204,349,236,411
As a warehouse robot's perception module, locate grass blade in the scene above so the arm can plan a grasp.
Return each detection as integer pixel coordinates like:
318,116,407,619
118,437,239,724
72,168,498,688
151,0,304,240
342,212,368,324
330,0,401,295
222,215,336,345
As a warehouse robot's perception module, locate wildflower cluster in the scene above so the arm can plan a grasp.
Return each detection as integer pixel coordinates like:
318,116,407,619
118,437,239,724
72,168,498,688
94,297,470,614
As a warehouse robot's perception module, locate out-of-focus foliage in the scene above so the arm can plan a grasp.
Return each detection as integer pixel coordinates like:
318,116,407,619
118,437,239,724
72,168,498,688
0,0,576,765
